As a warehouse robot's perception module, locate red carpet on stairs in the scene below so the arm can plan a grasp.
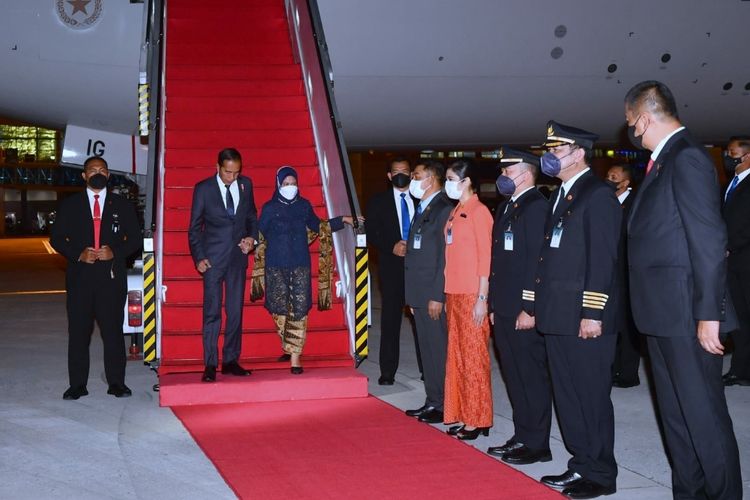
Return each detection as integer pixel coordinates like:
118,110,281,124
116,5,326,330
172,397,563,500
161,0,352,375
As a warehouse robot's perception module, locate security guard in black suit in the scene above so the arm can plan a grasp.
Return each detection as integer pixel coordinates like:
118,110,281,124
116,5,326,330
534,122,621,499
50,157,141,400
486,148,552,465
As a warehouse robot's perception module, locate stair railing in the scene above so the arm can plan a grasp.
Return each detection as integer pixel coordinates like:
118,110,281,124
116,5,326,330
285,0,369,365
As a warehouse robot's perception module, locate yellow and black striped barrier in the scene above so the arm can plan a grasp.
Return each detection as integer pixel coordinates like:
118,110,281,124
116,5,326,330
138,83,149,137
354,247,369,366
142,252,157,362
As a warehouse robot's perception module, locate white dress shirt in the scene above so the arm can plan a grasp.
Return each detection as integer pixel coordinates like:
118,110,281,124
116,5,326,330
553,167,590,212
725,169,750,200
617,188,632,205
650,126,686,162
86,187,107,217
216,174,239,211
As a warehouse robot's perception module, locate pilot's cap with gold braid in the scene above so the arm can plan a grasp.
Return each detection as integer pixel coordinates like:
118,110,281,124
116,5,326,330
544,120,599,149
498,147,540,168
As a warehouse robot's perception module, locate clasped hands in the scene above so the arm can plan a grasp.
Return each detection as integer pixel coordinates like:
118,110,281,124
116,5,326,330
79,246,113,264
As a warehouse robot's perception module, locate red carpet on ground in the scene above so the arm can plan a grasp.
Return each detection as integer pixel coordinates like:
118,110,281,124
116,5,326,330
172,397,562,499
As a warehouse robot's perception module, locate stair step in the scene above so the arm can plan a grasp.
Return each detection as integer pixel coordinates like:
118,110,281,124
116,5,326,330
159,367,366,407
162,167,321,201
167,64,301,81
165,147,317,169
165,129,314,150
158,355,352,376
162,275,335,305
160,329,350,362
167,80,304,98
166,111,311,131
166,95,308,114
167,4,286,20
167,43,293,65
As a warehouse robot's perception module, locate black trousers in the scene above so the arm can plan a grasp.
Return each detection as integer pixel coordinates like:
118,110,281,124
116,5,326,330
612,313,642,382
377,269,420,379
413,307,447,410
545,334,617,488
647,335,742,500
493,316,552,451
728,270,750,379
202,262,246,367
66,267,127,388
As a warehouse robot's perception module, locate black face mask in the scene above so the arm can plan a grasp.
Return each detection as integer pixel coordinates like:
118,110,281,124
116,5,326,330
87,173,108,190
627,115,648,151
391,173,410,189
605,179,619,191
723,155,742,173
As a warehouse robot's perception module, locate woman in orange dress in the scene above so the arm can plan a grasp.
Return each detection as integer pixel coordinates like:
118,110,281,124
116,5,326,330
442,159,494,440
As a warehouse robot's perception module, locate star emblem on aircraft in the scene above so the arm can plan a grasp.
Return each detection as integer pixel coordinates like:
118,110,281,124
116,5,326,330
67,0,91,15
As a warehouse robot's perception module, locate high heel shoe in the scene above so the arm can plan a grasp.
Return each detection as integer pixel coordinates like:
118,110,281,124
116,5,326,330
447,425,464,436
456,427,490,440
291,366,304,375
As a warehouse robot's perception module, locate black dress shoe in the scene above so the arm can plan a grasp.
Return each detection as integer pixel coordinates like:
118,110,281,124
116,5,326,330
541,470,583,488
405,404,429,417
723,374,750,386
221,361,251,376
278,353,291,362
501,445,552,465
487,438,522,456
612,375,640,388
447,425,464,436
202,366,216,382
418,408,444,424
291,366,304,375
456,427,490,440
62,386,88,400
562,478,615,498
107,384,132,398
378,376,394,385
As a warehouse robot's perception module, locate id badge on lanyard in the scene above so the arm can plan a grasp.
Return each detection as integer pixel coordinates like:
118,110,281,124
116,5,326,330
504,223,513,251
446,227,453,245
413,233,422,249
550,218,563,248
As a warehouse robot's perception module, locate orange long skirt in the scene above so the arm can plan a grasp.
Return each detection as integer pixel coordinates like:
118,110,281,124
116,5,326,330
443,293,493,428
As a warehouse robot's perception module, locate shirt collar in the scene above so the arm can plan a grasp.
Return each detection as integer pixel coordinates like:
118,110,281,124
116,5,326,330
650,126,686,161
617,187,632,204
732,168,750,186
511,185,534,202
418,190,440,210
216,174,237,189
86,186,107,201
561,167,590,193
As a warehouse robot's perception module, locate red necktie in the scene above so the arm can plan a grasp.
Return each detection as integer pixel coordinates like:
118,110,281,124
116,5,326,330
93,194,101,250
646,159,655,175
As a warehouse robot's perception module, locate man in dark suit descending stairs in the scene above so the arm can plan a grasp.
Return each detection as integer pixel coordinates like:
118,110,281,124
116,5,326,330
188,148,259,382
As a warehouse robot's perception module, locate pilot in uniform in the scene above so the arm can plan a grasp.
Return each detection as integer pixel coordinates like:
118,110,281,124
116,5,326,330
486,148,553,465
534,122,622,499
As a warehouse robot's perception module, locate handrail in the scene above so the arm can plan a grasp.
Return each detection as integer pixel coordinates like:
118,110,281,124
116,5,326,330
285,0,367,363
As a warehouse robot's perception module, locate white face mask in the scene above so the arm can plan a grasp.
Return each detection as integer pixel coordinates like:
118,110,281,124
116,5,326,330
279,185,298,200
444,180,463,200
409,178,429,199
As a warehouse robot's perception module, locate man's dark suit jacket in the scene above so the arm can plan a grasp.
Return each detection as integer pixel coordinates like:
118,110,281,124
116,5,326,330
188,174,258,270
615,191,634,329
51,190,141,287
628,129,735,336
489,188,548,318
535,171,622,336
723,174,750,274
366,189,411,279
404,192,453,307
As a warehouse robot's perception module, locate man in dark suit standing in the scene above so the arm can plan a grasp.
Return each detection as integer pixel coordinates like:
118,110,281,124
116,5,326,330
403,160,452,423
51,156,141,400
366,157,419,385
486,148,552,465
605,164,641,388
625,81,741,499
188,148,258,382
722,136,750,387
534,122,621,498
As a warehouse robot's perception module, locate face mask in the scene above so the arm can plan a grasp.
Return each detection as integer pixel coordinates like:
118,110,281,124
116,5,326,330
495,171,524,197
409,177,429,199
279,185,298,200
627,115,648,150
445,180,463,200
605,179,620,191
723,155,742,173
87,173,108,190
391,173,410,189
540,150,576,177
